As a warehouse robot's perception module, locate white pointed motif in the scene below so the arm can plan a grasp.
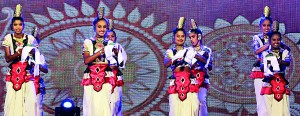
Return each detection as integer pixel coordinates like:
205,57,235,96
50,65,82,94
47,7,64,20
243,104,257,114
31,13,50,25
214,18,231,29
81,0,94,16
141,13,154,28
251,17,261,26
279,23,285,34
285,33,300,49
64,3,78,17
113,3,126,19
152,21,167,35
199,26,213,35
128,7,141,23
224,102,242,113
233,15,249,25
161,33,172,44
24,22,37,34
127,7,141,23
207,96,224,107
98,1,110,16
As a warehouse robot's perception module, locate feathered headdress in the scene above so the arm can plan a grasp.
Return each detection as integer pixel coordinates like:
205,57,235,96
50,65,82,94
108,19,114,30
190,19,202,40
263,6,271,18
272,20,279,32
190,19,197,30
14,4,22,17
177,17,185,29
98,7,104,19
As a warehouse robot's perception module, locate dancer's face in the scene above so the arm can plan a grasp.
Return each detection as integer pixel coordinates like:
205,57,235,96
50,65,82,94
189,32,199,46
95,20,107,37
106,31,116,42
174,30,185,46
12,20,23,34
271,34,281,49
260,19,271,35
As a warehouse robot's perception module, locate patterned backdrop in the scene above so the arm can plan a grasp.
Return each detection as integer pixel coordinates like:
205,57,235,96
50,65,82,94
0,0,300,116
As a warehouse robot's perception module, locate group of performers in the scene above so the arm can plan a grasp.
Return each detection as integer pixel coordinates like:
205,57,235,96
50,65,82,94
165,5,292,116
2,5,127,116
81,7,127,116
2,4,47,116
250,6,291,116
164,17,212,116
2,3,293,116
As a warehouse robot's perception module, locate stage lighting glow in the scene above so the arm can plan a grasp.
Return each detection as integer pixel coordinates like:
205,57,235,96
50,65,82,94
56,99,80,116
60,99,74,108
63,102,72,108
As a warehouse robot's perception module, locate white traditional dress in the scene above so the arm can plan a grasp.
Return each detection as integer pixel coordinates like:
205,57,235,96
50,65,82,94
260,46,291,116
105,41,127,116
81,38,112,116
251,33,269,116
166,47,199,116
2,34,38,116
189,45,212,116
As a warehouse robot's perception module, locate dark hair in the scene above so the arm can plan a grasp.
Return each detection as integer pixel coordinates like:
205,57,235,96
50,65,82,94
173,28,186,36
92,17,109,31
10,17,24,31
172,28,186,42
189,28,202,35
189,28,202,41
104,30,117,42
259,17,273,27
268,31,282,43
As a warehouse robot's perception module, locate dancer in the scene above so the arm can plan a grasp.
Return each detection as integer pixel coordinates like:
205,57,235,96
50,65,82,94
188,19,212,116
164,17,199,116
260,21,291,116
251,6,290,116
81,7,112,116
2,4,38,116
32,27,48,116
104,19,127,116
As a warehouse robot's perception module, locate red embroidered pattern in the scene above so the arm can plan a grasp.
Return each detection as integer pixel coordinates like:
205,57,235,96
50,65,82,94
191,70,205,88
89,64,107,92
260,74,289,101
8,62,29,91
250,71,265,79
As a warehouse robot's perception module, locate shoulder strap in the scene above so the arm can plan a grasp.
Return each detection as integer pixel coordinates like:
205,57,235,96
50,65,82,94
92,40,96,54
256,35,264,47
183,49,188,58
23,35,28,46
11,34,17,52
279,52,283,60
172,48,177,55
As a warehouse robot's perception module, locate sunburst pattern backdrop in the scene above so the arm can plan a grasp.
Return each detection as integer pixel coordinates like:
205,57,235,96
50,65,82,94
0,1,300,116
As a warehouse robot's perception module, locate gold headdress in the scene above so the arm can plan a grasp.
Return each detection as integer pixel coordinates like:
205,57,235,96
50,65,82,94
98,7,104,19
108,19,114,30
272,20,279,32
14,4,22,17
263,6,270,18
190,19,202,40
190,19,197,30
177,17,185,29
